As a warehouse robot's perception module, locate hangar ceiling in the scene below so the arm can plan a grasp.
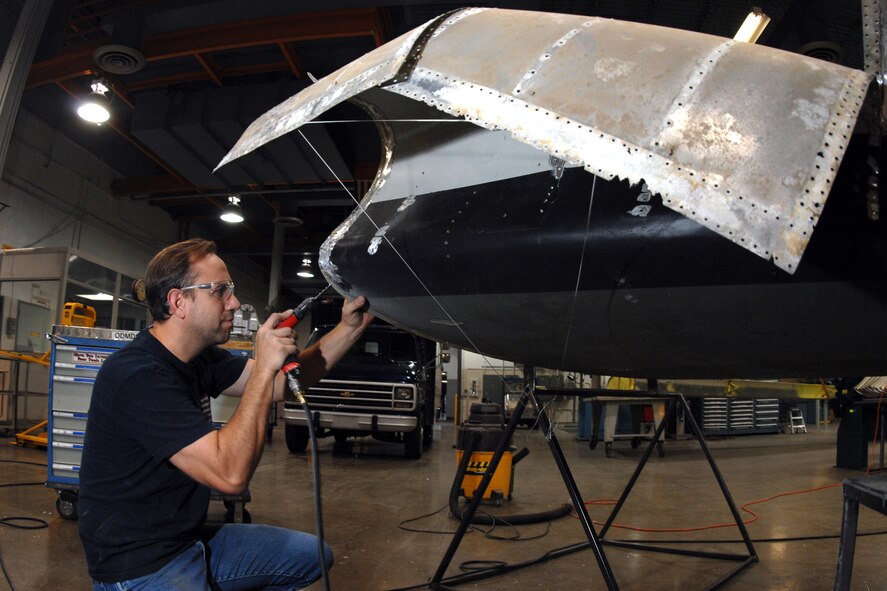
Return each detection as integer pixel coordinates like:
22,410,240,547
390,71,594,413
15,0,867,302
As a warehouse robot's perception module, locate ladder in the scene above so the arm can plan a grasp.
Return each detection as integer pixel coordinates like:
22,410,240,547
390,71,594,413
789,407,807,434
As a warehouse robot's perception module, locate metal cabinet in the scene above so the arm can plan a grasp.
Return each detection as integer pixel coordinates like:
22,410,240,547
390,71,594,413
46,325,137,519
754,399,780,431
700,398,781,436
46,325,254,523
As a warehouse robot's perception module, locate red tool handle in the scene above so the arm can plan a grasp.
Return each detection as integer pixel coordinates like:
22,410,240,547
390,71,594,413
277,313,299,329
278,308,304,374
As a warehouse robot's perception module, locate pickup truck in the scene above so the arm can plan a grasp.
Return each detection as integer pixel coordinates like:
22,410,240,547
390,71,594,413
283,323,437,458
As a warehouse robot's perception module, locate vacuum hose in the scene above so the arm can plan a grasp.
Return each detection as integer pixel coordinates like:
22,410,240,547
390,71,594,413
449,430,572,525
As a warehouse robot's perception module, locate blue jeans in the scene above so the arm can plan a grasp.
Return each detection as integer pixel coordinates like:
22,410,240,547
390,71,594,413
92,524,333,591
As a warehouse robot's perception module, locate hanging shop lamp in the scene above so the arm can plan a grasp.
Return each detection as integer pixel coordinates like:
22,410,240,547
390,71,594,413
77,78,112,124
220,193,244,223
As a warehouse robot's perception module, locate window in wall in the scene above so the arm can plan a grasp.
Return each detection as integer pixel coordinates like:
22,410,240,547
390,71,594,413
0,280,59,353
67,256,116,295
117,300,147,331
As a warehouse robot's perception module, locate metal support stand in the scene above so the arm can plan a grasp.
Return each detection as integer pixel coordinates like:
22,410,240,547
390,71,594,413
427,385,757,591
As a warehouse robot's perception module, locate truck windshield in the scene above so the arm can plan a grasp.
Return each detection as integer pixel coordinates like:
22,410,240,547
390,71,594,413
308,328,419,362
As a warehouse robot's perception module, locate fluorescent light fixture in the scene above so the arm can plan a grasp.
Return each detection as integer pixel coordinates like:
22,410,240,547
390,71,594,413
733,8,770,43
220,193,244,223
77,78,111,124
297,257,315,278
78,293,114,301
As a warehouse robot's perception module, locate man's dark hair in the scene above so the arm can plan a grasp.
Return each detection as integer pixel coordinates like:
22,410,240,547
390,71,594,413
145,239,217,320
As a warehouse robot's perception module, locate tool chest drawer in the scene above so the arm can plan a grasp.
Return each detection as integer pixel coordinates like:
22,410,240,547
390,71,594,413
51,375,95,413
53,344,114,376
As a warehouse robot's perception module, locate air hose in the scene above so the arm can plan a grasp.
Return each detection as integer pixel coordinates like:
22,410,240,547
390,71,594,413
277,286,333,591
299,395,330,591
449,430,572,525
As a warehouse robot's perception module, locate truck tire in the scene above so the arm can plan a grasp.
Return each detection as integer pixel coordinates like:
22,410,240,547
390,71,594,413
285,424,309,453
422,422,433,447
404,422,423,459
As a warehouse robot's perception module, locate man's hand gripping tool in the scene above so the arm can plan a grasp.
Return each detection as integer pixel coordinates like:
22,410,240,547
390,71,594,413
276,286,330,402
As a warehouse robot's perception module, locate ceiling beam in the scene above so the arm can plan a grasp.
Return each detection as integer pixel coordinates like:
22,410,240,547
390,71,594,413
27,38,103,86
114,176,364,199
278,41,304,79
123,61,292,92
194,52,222,86
28,7,386,88
143,8,384,58
112,174,200,196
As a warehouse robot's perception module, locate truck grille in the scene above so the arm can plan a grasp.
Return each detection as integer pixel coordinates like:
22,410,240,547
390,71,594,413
302,379,416,411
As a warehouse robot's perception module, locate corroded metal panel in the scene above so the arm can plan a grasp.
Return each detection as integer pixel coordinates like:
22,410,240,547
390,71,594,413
219,7,872,273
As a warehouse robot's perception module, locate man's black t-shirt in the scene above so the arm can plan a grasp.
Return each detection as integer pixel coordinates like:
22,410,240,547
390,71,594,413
78,329,248,582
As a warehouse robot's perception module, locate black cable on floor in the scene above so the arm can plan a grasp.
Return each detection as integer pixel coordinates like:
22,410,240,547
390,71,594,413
0,460,47,468
449,431,572,526
0,477,49,591
382,529,887,591
0,482,45,489
398,503,553,541
612,530,887,544
0,547,16,591
0,480,50,529
0,517,47,530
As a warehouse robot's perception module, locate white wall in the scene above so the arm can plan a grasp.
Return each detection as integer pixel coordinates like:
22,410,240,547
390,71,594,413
1,110,177,276
0,109,270,313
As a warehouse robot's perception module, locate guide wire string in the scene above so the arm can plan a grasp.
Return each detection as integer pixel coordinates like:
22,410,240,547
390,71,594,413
296,128,512,382
304,119,466,125
298,123,597,399
558,175,597,374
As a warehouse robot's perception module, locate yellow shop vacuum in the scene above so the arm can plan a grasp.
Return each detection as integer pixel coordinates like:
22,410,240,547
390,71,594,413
450,402,571,526
455,403,522,504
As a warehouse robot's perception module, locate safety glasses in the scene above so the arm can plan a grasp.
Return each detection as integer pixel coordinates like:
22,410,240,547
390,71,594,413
179,281,236,300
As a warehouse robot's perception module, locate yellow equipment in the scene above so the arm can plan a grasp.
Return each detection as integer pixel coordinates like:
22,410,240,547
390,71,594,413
15,420,48,448
455,403,514,503
62,302,96,327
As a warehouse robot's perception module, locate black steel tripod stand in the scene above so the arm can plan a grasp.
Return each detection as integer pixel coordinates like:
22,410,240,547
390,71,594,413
428,375,757,590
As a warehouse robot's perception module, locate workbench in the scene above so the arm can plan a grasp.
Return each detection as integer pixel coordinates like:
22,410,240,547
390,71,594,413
834,475,887,590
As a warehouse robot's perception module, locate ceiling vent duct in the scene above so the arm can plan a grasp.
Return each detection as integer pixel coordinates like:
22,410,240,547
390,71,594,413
93,44,146,75
798,41,843,64
274,216,304,228
93,15,146,75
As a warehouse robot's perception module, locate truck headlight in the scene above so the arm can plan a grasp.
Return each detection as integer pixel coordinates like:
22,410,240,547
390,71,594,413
394,387,413,400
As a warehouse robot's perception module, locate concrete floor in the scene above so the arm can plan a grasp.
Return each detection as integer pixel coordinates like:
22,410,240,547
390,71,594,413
1,420,886,590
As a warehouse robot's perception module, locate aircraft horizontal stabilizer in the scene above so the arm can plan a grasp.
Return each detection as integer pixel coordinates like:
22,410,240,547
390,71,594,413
219,7,872,273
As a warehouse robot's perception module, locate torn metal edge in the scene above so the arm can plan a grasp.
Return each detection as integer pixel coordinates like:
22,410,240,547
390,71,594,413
387,62,873,273
215,11,459,170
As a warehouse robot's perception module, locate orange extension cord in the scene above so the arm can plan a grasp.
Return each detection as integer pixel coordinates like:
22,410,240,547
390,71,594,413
573,483,843,533
570,392,887,532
